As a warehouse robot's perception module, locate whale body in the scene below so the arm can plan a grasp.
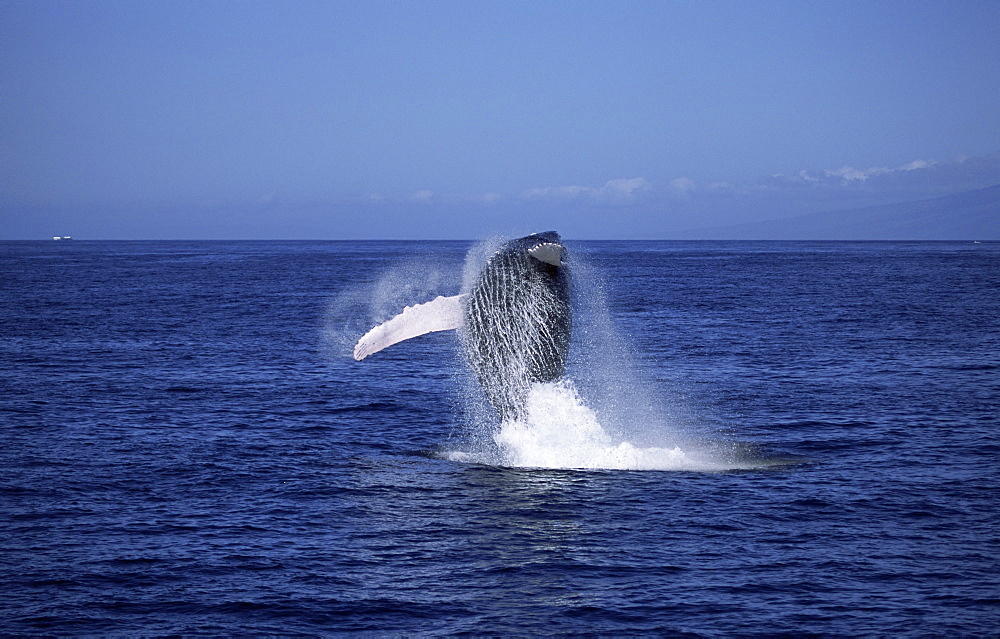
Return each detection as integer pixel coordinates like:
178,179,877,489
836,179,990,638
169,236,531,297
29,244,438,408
353,231,571,420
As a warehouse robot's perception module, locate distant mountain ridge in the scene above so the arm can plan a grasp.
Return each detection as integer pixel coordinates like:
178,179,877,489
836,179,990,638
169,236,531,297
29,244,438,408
674,184,1000,240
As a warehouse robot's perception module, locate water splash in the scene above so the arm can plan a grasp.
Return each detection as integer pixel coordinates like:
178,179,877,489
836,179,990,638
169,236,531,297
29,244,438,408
442,242,767,472
497,381,710,470
329,240,773,472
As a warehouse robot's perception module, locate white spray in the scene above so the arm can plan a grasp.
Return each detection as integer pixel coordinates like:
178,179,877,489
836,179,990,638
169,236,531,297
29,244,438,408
443,240,751,472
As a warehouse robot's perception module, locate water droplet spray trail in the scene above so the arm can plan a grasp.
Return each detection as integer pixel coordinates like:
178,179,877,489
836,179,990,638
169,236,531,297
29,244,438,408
323,253,465,358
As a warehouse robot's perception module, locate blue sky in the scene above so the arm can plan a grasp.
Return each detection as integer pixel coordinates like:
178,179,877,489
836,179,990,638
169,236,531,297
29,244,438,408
2,0,998,239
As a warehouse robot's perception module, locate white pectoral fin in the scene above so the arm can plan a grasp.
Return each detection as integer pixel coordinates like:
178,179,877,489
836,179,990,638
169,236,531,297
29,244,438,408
353,294,467,361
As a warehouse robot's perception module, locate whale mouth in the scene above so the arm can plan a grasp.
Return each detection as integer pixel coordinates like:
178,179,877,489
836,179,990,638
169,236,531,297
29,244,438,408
528,242,565,267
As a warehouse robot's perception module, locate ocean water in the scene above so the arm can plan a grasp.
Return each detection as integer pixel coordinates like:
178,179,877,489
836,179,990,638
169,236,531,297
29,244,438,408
1,239,998,635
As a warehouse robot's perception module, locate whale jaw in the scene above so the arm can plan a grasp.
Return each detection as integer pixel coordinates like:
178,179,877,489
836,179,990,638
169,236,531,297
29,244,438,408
528,242,565,267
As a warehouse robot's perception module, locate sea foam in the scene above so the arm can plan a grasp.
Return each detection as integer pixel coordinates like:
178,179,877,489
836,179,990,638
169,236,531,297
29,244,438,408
446,379,739,472
497,380,691,470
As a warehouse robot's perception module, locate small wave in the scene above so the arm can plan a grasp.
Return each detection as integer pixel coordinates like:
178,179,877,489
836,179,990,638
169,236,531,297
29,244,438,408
324,401,400,414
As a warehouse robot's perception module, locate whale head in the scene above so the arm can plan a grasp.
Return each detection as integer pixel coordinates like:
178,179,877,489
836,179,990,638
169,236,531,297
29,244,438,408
505,231,567,268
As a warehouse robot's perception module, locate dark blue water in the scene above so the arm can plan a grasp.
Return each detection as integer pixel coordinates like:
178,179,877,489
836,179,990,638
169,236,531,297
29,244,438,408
2,240,998,635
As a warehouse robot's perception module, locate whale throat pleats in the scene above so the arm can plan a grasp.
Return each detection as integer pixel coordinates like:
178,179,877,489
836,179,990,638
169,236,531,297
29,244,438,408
461,246,571,419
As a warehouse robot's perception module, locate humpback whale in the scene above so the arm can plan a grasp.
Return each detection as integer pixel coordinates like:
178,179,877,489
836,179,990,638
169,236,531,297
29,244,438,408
354,231,571,420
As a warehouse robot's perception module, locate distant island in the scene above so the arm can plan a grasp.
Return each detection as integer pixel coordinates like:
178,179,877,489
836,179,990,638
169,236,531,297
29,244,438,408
675,184,1000,240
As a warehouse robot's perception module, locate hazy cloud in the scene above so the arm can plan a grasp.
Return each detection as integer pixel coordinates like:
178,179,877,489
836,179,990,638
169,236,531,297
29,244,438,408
605,177,652,197
521,177,651,202
344,156,997,217
668,177,696,194
520,185,590,199
752,156,984,191
825,166,887,182
343,155,997,219
899,159,935,171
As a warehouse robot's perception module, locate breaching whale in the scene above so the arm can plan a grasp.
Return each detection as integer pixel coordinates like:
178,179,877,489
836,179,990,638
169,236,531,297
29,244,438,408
353,231,571,420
